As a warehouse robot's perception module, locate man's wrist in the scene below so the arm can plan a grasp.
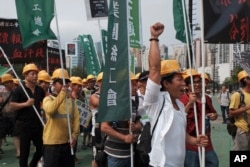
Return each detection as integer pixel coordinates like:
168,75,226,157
149,38,159,42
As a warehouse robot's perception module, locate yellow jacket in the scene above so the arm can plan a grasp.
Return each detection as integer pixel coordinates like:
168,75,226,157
42,90,80,144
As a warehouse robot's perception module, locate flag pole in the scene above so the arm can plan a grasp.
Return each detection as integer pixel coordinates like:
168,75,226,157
53,0,74,155
199,0,206,166
138,0,143,72
0,47,45,127
181,0,202,165
126,0,134,166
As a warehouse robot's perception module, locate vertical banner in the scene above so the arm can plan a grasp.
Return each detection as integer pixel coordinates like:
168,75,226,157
15,0,56,48
80,34,101,76
204,0,250,43
98,0,131,122
129,0,141,48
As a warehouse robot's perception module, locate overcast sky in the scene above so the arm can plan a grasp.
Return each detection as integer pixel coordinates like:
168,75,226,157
0,0,198,53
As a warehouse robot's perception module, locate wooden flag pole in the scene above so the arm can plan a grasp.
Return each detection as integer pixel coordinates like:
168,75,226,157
0,47,45,127
53,0,74,155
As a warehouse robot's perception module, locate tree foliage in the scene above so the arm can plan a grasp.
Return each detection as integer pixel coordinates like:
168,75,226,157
69,66,86,78
222,65,242,91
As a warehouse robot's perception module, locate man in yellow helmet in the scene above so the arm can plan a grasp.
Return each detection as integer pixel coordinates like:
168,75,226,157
229,70,250,150
10,63,45,167
69,76,84,164
42,68,80,167
143,23,208,167
37,70,51,96
180,68,219,167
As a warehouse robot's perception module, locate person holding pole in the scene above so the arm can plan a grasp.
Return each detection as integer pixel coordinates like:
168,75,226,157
180,68,219,167
100,72,142,167
9,63,45,167
144,22,208,167
42,68,79,167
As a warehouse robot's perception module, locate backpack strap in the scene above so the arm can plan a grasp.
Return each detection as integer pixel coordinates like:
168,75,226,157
151,96,165,135
237,90,250,128
0,91,13,113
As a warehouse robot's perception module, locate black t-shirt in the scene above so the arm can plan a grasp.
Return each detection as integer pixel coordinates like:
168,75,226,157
11,84,45,127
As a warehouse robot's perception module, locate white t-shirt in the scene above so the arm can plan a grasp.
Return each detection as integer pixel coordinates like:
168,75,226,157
217,91,230,106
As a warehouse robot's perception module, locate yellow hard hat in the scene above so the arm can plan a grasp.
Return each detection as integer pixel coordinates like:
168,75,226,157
201,73,211,82
238,70,249,82
96,72,103,82
70,76,82,85
1,74,13,83
82,78,87,83
135,73,141,79
161,60,183,77
182,68,201,81
51,68,70,80
130,72,138,80
13,78,20,85
87,74,96,81
22,63,39,75
38,71,51,83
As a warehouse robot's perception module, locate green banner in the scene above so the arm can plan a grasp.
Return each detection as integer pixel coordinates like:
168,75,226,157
98,0,131,122
129,0,141,48
80,34,101,76
15,0,56,48
173,0,190,43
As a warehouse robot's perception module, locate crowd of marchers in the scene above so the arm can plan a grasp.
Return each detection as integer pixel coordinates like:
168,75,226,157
1,22,250,167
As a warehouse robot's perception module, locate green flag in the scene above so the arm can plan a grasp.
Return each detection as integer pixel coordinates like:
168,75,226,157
0,66,10,76
98,0,131,122
80,34,101,76
173,0,187,43
129,0,141,48
15,0,56,48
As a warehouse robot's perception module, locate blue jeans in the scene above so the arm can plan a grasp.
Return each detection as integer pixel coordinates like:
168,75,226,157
184,150,219,167
107,155,130,167
220,105,229,123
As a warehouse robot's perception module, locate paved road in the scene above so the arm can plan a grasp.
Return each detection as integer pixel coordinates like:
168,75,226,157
0,95,232,167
